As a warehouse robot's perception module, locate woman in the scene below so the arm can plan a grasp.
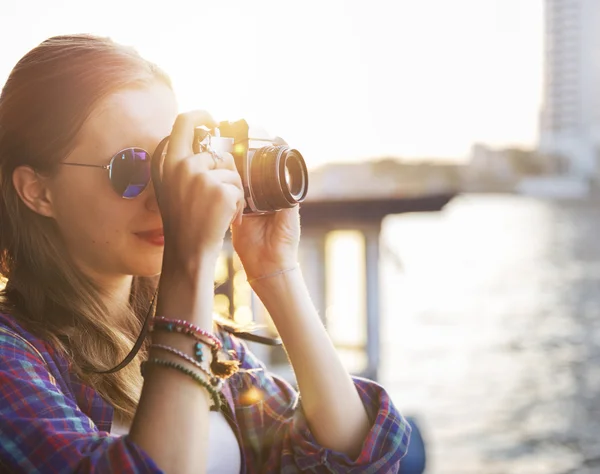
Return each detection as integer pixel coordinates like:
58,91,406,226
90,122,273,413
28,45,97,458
0,34,410,473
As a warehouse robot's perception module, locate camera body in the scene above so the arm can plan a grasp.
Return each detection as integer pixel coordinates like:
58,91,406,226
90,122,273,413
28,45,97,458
194,119,308,215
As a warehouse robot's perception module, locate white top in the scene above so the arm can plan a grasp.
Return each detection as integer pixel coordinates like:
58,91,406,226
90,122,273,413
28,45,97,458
111,411,241,473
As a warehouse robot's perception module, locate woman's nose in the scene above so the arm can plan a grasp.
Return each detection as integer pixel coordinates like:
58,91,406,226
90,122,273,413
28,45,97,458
144,180,160,213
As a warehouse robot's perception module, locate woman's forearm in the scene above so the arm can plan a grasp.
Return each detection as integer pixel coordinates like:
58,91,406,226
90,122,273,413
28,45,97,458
250,267,371,459
129,254,218,474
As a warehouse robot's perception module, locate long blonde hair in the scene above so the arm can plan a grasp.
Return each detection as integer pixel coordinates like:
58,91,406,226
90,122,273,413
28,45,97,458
0,34,171,424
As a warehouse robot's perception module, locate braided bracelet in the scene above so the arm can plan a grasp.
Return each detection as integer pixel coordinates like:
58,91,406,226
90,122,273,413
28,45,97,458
151,317,222,349
141,358,222,412
149,343,223,389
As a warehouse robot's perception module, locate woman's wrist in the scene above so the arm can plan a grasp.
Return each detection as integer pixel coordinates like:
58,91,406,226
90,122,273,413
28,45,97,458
247,263,305,304
161,245,220,283
247,263,300,285
244,256,299,280
156,251,219,330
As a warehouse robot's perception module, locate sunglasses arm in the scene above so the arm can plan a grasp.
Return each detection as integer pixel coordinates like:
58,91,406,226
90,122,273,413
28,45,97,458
60,163,111,170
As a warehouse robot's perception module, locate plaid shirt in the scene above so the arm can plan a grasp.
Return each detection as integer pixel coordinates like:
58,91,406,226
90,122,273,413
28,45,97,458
0,313,411,473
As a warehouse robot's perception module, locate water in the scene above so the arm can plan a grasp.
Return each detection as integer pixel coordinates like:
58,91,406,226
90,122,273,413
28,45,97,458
379,193,600,474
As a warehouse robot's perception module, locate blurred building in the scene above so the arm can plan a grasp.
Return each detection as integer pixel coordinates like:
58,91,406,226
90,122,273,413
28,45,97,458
308,159,460,200
465,144,515,191
538,0,600,178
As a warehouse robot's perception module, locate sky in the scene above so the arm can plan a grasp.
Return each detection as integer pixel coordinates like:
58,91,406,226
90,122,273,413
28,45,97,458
0,0,544,167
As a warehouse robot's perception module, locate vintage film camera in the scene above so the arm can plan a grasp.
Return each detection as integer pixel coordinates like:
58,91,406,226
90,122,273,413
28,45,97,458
195,119,308,215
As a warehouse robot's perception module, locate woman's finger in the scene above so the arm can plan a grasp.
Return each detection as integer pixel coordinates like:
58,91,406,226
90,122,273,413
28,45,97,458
164,110,216,170
181,152,239,175
205,168,244,192
217,151,237,173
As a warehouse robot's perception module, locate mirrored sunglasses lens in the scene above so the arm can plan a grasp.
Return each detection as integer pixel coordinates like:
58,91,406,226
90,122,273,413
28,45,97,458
110,148,151,198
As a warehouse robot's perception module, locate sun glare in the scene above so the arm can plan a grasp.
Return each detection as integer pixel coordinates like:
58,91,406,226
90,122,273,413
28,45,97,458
1,0,543,167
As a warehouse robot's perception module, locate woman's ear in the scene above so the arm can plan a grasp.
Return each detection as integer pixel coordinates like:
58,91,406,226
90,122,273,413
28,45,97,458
12,165,55,218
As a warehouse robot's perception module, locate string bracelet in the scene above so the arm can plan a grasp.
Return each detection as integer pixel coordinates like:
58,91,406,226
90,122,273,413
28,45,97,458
150,318,239,378
149,343,223,389
247,264,300,285
141,358,222,412
151,317,222,349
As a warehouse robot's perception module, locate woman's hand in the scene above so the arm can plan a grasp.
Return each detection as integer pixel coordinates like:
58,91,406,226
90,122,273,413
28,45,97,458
159,111,245,274
231,204,301,281
230,135,303,280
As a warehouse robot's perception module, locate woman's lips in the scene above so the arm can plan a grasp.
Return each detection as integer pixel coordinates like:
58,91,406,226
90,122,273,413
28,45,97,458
134,229,164,246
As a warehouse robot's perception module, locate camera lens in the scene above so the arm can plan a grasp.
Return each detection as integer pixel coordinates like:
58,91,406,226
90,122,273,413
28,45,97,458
282,150,307,200
250,145,308,212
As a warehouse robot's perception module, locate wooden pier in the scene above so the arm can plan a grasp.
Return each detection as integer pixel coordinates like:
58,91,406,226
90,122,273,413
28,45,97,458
216,193,456,382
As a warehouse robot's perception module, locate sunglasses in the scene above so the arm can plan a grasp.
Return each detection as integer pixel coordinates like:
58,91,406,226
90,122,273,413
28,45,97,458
61,147,152,199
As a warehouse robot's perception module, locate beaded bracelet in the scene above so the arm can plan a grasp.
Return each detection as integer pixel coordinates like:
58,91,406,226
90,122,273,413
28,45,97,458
149,343,223,389
150,319,239,378
151,317,222,349
141,358,222,412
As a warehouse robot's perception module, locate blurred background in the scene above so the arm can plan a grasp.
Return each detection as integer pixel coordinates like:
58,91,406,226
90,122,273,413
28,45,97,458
3,0,600,472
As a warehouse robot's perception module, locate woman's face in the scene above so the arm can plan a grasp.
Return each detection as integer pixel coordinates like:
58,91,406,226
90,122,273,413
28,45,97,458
45,82,178,280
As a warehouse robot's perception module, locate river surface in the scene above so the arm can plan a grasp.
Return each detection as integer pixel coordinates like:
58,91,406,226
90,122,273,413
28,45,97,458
379,193,600,474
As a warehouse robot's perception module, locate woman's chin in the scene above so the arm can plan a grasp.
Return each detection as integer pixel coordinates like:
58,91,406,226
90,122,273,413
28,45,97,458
136,267,162,278
130,258,163,278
